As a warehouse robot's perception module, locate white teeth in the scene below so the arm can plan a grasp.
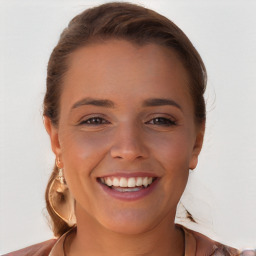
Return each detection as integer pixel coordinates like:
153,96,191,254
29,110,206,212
120,177,127,187
105,177,113,186
136,177,143,186
101,176,155,188
113,187,141,192
113,178,119,187
127,177,136,187
142,177,149,187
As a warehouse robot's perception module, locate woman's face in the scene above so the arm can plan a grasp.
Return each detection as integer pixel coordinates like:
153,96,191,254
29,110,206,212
46,40,204,234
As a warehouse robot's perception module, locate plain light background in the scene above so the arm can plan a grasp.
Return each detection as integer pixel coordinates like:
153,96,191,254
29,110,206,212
1,0,256,254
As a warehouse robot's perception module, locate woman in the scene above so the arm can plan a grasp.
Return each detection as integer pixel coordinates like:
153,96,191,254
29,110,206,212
5,2,240,256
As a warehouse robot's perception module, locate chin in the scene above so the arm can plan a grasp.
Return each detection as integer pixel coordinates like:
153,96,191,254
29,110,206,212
98,209,164,235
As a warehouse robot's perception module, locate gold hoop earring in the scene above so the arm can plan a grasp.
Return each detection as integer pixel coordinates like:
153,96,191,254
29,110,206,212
48,160,76,226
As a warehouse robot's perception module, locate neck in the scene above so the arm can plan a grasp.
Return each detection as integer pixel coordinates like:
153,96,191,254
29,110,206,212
66,206,184,256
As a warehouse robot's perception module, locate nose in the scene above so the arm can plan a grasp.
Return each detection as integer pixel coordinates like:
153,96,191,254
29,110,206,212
110,123,149,161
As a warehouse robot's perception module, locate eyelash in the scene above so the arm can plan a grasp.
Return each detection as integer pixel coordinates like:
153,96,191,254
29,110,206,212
145,117,176,126
79,116,176,127
79,117,110,125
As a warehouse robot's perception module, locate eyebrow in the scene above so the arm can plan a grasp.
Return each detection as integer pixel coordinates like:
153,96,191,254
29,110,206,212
71,97,115,109
142,98,182,110
71,97,182,111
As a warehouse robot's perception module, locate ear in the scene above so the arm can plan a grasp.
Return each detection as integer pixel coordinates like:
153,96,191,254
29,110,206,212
44,116,62,158
189,122,205,170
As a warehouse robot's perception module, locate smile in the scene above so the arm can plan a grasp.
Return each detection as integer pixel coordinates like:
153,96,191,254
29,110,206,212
98,176,157,192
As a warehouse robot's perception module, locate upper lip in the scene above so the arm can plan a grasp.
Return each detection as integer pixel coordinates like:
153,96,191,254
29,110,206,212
97,171,159,178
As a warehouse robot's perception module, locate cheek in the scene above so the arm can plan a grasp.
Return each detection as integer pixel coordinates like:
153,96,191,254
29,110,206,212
147,128,193,167
147,130,192,195
58,129,113,208
161,139,190,184
59,129,111,177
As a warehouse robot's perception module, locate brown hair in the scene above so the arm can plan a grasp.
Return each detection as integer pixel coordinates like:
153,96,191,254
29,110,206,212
44,2,206,237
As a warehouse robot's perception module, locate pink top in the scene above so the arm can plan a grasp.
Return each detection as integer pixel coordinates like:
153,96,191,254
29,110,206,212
4,226,240,256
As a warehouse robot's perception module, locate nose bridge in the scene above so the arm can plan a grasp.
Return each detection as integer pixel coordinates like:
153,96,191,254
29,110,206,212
110,120,148,160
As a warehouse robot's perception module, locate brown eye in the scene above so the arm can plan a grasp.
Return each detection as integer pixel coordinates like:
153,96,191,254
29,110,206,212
146,117,176,126
80,117,110,125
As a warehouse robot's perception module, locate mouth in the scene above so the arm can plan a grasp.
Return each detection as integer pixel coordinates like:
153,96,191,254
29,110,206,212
97,176,158,193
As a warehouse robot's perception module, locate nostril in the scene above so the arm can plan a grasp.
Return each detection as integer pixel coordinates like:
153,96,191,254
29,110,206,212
110,147,146,161
110,133,149,161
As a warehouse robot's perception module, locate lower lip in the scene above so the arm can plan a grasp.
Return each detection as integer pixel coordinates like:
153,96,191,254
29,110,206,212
98,179,159,201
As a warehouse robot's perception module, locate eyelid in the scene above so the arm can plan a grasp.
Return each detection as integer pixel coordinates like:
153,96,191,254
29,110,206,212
145,114,177,126
145,113,177,121
146,117,176,125
76,113,177,126
77,114,111,125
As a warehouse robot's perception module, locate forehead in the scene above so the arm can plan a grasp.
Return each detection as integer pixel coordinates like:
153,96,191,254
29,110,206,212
61,40,192,108
66,39,187,79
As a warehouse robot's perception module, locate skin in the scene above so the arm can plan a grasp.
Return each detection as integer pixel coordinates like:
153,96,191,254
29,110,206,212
45,40,204,255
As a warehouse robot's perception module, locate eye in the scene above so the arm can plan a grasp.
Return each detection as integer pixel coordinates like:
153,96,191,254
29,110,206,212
146,117,176,126
79,117,110,125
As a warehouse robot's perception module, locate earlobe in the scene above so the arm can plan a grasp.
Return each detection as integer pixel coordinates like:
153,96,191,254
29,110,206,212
189,123,205,170
44,116,62,156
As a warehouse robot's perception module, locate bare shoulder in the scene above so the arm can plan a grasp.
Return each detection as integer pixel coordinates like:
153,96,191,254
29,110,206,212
184,227,240,256
2,239,57,256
